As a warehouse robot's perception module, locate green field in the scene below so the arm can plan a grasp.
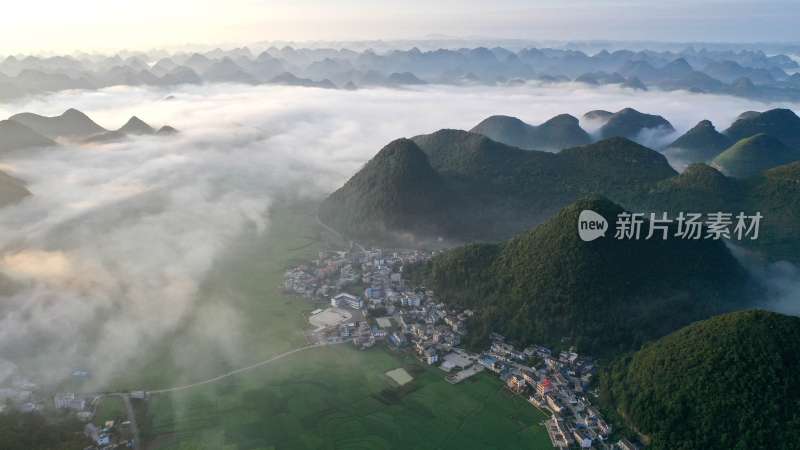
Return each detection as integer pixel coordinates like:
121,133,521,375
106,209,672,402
117,200,550,450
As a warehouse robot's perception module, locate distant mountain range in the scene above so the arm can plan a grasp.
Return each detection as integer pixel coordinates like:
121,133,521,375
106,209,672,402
320,107,800,262
1,109,177,147
664,108,800,170
0,108,177,207
2,45,800,101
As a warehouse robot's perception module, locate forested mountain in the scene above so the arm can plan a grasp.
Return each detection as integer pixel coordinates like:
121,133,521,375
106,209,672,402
407,197,749,354
711,133,800,178
321,129,677,244
597,108,675,142
600,310,800,450
723,108,800,148
318,138,452,243
322,108,800,262
663,119,733,164
469,114,592,151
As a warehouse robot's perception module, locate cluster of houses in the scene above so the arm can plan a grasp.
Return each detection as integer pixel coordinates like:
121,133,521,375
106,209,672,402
0,370,38,415
284,247,469,364
0,359,135,449
83,418,134,449
476,336,638,449
286,244,643,449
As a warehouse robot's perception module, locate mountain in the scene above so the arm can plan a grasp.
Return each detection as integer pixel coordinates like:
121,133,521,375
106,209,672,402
318,138,451,243
660,58,694,78
634,159,800,264
663,120,734,164
575,71,625,85
582,110,614,124
156,125,179,136
723,108,800,148
742,162,800,262
598,108,675,142
269,72,336,89
82,116,174,143
469,114,592,151
711,133,800,178
322,129,677,243
158,66,202,85
387,72,427,85
600,310,800,450
644,163,743,213
202,58,257,84
621,76,647,90
9,108,106,139
0,170,31,207
0,119,57,153
408,197,748,354
118,116,155,135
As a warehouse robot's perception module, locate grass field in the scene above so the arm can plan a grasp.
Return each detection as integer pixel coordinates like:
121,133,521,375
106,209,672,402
95,396,127,425
120,200,550,450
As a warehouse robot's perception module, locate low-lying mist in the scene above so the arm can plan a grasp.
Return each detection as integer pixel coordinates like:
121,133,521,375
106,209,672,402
0,82,797,389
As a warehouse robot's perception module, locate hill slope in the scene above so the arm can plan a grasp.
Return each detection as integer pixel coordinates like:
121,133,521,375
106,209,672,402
663,120,733,164
598,108,675,142
600,310,800,450
9,108,106,139
408,197,747,354
323,130,676,241
711,133,800,178
318,138,452,243
0,119,57,153
470,114,591,151
0,170,31,207
322,130,678,243
723,108,800,148
118,116,155,135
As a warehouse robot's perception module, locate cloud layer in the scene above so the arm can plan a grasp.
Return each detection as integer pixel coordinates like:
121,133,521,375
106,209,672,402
0,82,797,388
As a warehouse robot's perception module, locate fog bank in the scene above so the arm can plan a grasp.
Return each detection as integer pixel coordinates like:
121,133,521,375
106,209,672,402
0,82,796,388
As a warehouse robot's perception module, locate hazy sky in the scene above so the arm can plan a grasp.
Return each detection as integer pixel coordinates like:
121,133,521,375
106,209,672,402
1,0,798,54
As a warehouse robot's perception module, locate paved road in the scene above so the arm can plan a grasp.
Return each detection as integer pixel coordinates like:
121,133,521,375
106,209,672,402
93,393,141,450
147,341,343,395
120,394,141,450
96,341,344,449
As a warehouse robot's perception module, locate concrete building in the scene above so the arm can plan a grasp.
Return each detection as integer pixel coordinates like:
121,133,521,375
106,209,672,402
331,292,363,309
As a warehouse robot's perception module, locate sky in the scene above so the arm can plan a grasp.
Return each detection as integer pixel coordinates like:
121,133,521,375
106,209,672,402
0,0,798,54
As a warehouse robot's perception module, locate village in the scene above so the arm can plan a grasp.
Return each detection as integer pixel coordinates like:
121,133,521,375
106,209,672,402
0,360,138,449
0,244,640,450
284,244,641,450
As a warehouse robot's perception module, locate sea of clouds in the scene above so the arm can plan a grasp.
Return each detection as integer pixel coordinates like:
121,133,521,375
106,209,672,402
0,81,797,388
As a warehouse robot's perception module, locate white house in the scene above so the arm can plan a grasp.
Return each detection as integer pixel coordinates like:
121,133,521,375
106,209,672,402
331,293,363,309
